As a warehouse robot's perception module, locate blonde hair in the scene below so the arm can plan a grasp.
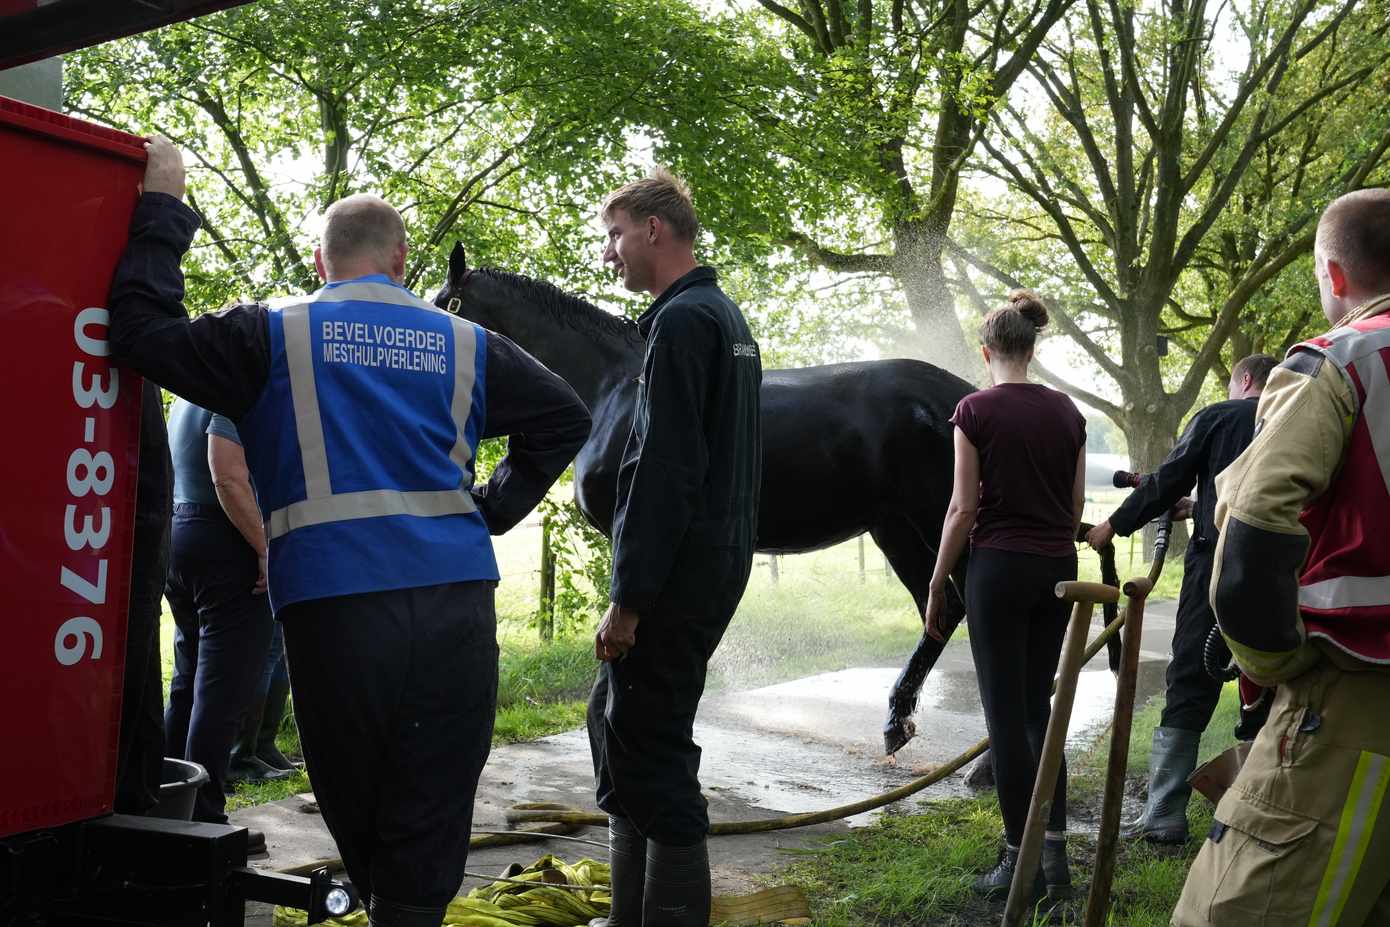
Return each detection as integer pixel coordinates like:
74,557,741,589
601,166,699,242
979,288,1049,358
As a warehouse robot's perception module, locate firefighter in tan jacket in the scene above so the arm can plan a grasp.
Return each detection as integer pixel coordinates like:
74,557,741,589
1174,189,1390,926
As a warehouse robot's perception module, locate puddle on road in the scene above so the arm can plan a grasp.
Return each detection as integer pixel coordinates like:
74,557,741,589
691,657,1169,825
477,656,1173,833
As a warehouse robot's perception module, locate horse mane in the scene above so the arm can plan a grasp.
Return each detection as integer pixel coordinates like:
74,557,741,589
474,267,643,346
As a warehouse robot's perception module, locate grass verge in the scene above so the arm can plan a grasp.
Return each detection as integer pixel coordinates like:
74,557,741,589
778,684,1242,926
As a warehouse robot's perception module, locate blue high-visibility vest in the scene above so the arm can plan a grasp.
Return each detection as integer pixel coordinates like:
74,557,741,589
238,274,497,612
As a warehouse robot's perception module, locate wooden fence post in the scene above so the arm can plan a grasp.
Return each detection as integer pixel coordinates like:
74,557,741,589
538,514,555,642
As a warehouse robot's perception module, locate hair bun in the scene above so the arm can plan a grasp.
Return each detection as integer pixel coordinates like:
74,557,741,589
1007,288,1048,330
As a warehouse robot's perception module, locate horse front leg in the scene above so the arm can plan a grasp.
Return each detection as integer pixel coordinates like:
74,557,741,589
884,575,964,755
874,518,968,756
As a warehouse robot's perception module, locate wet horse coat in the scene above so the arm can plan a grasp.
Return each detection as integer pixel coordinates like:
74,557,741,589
435,245,973,753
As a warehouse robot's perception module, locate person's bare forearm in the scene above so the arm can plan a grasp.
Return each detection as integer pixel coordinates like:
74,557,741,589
213,478,266,557
930,507,975,590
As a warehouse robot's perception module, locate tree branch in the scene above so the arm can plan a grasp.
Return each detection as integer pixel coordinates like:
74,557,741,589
185,188,256,292
946,237,1130,386
755,0,826,51
1175,226,1316,408
976,131,1123,307
1033,358,1124,421
1179,0,1322,194
784,231,895,274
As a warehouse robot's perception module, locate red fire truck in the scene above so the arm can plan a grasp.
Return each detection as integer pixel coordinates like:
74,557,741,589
1,4,356,923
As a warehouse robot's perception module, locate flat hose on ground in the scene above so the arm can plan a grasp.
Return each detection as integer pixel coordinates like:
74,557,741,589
278,823,588,878
504,610,1129,836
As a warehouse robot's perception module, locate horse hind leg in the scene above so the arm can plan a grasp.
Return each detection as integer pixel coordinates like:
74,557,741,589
871,517,967,756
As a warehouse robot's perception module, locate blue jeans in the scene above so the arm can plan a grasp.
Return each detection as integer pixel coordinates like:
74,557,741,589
164,503,274,823
257,620,288,699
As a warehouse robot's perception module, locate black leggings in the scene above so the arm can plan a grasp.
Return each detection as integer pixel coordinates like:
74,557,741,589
967,547,1076,845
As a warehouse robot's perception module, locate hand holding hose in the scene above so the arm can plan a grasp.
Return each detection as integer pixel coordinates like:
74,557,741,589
1086,520,1115,550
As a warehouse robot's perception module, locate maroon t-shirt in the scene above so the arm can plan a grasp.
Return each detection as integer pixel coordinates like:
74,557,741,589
950,383,1086,556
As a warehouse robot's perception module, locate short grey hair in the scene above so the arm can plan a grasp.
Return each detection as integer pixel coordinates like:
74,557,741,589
321,194,406,269
1316,188,1390,290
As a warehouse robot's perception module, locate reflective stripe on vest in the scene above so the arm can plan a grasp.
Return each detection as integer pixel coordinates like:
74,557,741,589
1301,574,1390,611
266,280,479,541
1293,311,1390,620
1351,341,1390,496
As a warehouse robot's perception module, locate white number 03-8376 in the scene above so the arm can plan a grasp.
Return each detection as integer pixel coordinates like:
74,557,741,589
55,307,120,666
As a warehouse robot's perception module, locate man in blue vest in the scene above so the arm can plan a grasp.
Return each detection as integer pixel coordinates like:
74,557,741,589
108,137,592,927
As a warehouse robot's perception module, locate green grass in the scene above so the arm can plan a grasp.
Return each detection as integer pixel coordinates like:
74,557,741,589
777,799,1006,926
493,630,595,743
777,685,1243,926
226,767,312,813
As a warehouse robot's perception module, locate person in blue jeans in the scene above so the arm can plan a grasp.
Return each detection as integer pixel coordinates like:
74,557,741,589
164,398,286,850
229,622,297,780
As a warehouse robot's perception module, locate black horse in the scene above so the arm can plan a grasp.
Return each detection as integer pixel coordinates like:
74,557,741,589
434,244,975,755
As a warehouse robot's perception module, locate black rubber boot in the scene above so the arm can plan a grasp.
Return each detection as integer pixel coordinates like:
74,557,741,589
1121,726,1200,845
256,673,297,772
1042,836,1072,900
971,845,1044,900
226,753,292,785
368,895,445,927
642,838,710,927
228,699,291,784
588,816,648,927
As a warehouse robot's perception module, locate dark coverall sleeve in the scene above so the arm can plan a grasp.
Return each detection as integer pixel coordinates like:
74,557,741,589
609,305,718,613
473,334,592,535
1107,408,1216,536
107,192,270,419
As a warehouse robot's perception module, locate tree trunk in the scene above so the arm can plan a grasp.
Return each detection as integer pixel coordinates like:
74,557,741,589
894,222,980,384
1122,400,1186,564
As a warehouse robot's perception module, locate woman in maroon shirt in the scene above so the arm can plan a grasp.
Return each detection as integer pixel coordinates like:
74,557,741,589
924,290,1086,901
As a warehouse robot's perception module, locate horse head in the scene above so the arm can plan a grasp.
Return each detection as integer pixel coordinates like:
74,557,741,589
432,241,643,408
433,242,493,328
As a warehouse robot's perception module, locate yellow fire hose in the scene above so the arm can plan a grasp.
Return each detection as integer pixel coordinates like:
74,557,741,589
275,855,614,927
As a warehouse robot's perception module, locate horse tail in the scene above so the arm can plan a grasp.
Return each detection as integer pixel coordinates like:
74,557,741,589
1077,522,1123,673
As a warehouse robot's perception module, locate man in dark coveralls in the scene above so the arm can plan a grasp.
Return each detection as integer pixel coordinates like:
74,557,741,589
586,169,762,927
107,137,591,927
1086,353,1277,844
